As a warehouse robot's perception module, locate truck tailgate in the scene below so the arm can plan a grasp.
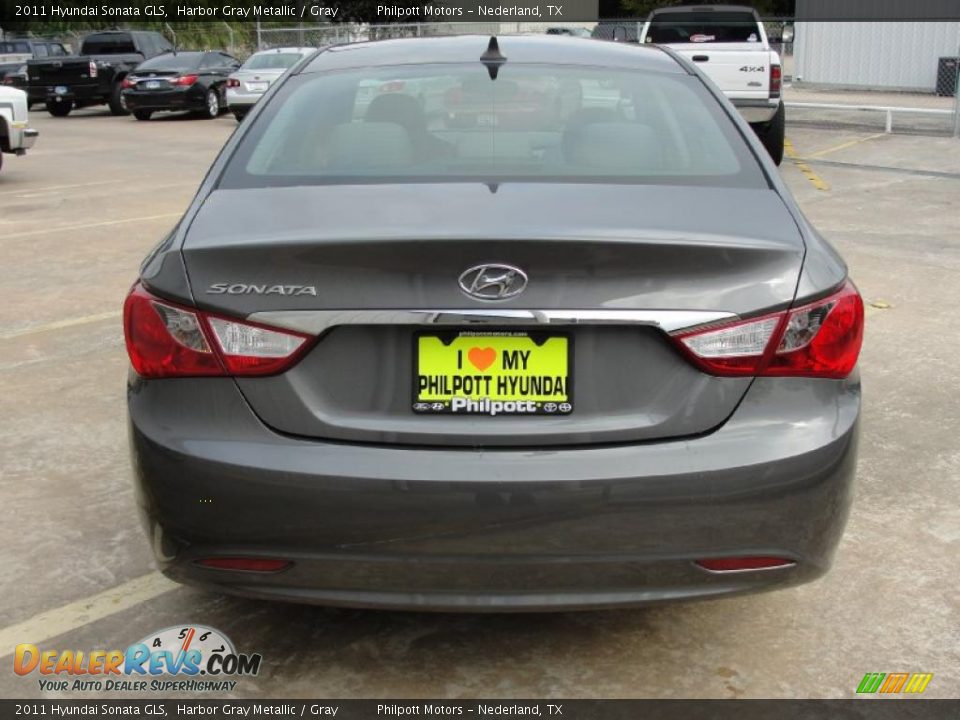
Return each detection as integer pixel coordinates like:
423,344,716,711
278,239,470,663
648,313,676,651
28,58,93,88
670,44,771,99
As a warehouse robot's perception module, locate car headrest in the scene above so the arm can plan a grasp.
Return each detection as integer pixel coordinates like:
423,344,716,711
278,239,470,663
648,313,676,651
564,121,663,172
365,93,427,135
325,122,414,171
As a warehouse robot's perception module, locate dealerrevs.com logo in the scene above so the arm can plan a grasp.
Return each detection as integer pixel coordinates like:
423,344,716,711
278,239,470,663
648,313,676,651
14,625,261,693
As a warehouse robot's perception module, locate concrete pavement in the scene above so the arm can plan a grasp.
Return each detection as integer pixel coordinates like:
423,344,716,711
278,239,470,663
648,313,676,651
0,107,957,700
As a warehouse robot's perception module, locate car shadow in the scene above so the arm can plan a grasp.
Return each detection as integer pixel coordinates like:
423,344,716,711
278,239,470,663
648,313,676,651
157,584,735,695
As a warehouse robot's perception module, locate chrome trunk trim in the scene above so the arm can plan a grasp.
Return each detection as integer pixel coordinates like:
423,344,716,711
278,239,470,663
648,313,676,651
247,309,737,335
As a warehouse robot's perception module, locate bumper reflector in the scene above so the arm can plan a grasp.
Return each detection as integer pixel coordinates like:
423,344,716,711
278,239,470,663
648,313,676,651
195,557,292,573
695,556,795,572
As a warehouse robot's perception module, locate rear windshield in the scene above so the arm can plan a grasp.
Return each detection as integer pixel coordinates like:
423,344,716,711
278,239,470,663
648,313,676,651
645,11,762,44
0,42,31,53
219,63,765,189
243,52,305,70
82,35,137,55
136,53,202,71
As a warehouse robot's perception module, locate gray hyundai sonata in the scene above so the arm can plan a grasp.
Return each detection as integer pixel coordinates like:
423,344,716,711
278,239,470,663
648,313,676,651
125,35,863,611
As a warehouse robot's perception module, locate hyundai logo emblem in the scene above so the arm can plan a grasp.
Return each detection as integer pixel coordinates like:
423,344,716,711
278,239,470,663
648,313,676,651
458,264,528,301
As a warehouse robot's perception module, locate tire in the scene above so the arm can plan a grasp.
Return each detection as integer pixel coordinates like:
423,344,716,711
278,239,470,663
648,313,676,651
46,99,73,117
199,88,220,119
754,101,785,166
232,109,247,122
109,82,130,116
133,110,153,121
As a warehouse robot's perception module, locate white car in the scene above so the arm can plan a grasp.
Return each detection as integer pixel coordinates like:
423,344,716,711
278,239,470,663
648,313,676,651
0,85,38,173
225,47,314,121
640,4,784,164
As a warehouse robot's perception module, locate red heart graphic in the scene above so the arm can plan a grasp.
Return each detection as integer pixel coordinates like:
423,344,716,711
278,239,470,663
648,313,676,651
468,347,497,372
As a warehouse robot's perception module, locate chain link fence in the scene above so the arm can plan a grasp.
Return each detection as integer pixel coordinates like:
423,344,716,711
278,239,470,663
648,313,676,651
252,19,960,136
4,19,959,136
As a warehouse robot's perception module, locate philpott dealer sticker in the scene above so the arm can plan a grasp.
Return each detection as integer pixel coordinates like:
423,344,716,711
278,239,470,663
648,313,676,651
13,624,261,693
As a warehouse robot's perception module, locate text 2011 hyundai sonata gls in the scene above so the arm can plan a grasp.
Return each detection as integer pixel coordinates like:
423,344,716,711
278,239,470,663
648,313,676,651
125,35,863,611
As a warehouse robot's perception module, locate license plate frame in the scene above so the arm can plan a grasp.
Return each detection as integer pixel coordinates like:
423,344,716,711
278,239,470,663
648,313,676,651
247,81,268,93
145,80,161,90
54,85,67,95
412,330,573,416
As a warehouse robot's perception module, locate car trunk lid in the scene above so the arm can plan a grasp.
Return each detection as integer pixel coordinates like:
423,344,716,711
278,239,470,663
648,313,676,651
179,183,803,447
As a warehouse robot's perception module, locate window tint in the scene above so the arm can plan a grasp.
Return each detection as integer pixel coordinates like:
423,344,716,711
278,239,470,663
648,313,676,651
200,53,220,69
646,11,762,44
34,45,48,58
0,42,31,53
138,34,157,57
49,44,67,57
242,52,305,70
221,63,765,189
82,34,137,55
137,53,202,71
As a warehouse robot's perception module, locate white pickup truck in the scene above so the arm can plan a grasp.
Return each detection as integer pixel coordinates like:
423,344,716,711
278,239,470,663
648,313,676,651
640,5,784,164
0,85,38,173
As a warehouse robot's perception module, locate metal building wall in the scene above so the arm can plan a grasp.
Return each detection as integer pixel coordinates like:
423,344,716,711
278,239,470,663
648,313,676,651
794,21,960,92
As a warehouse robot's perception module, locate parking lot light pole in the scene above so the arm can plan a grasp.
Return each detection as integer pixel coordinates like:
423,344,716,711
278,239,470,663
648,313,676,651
955,25,960,138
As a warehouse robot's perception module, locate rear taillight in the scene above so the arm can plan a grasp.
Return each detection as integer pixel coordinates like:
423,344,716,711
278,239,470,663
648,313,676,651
206,316,309,375
770,63,782,98
121,77,136,89
123,283,311,378
89,60,98,79
172,74,198,87
672,281,864,379
226,78,240,88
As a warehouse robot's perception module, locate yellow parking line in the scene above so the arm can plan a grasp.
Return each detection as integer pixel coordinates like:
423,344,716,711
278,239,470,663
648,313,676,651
785,138,830,191
7,212,181,239
0,572,178,657
0,310,122,340
806,133,886,159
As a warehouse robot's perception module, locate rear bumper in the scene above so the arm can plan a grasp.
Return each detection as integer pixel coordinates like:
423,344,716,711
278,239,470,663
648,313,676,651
733,98,782,124
2,124,37,154
123,88,205,112
41,83,104,105
225,89,263,108
20,127,38,151
128,373,859,611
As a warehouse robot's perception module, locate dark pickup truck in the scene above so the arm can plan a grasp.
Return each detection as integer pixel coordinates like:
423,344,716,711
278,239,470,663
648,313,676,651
27,30,173,117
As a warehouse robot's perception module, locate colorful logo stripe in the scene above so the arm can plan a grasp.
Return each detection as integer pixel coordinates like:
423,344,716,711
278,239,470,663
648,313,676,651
857,673,933,694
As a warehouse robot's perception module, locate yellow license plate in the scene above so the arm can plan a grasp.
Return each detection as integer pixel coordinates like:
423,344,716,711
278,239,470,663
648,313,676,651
414,331,572,416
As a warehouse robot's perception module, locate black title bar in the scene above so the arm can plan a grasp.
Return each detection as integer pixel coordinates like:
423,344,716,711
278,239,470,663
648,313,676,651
4,0,960,25
2,700,960,719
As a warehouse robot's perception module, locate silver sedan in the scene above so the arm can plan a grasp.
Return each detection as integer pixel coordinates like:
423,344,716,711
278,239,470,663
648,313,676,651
225,47,314,121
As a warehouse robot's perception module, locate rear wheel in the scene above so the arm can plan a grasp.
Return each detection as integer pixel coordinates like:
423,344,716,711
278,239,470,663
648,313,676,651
46,99,73,117
232,109,247,122
199,88,220,119
133,110,153,121
108,82,130,116
753,102,785,166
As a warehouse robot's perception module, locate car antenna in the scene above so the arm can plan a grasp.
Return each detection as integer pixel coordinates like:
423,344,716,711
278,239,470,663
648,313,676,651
480,36,506,80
